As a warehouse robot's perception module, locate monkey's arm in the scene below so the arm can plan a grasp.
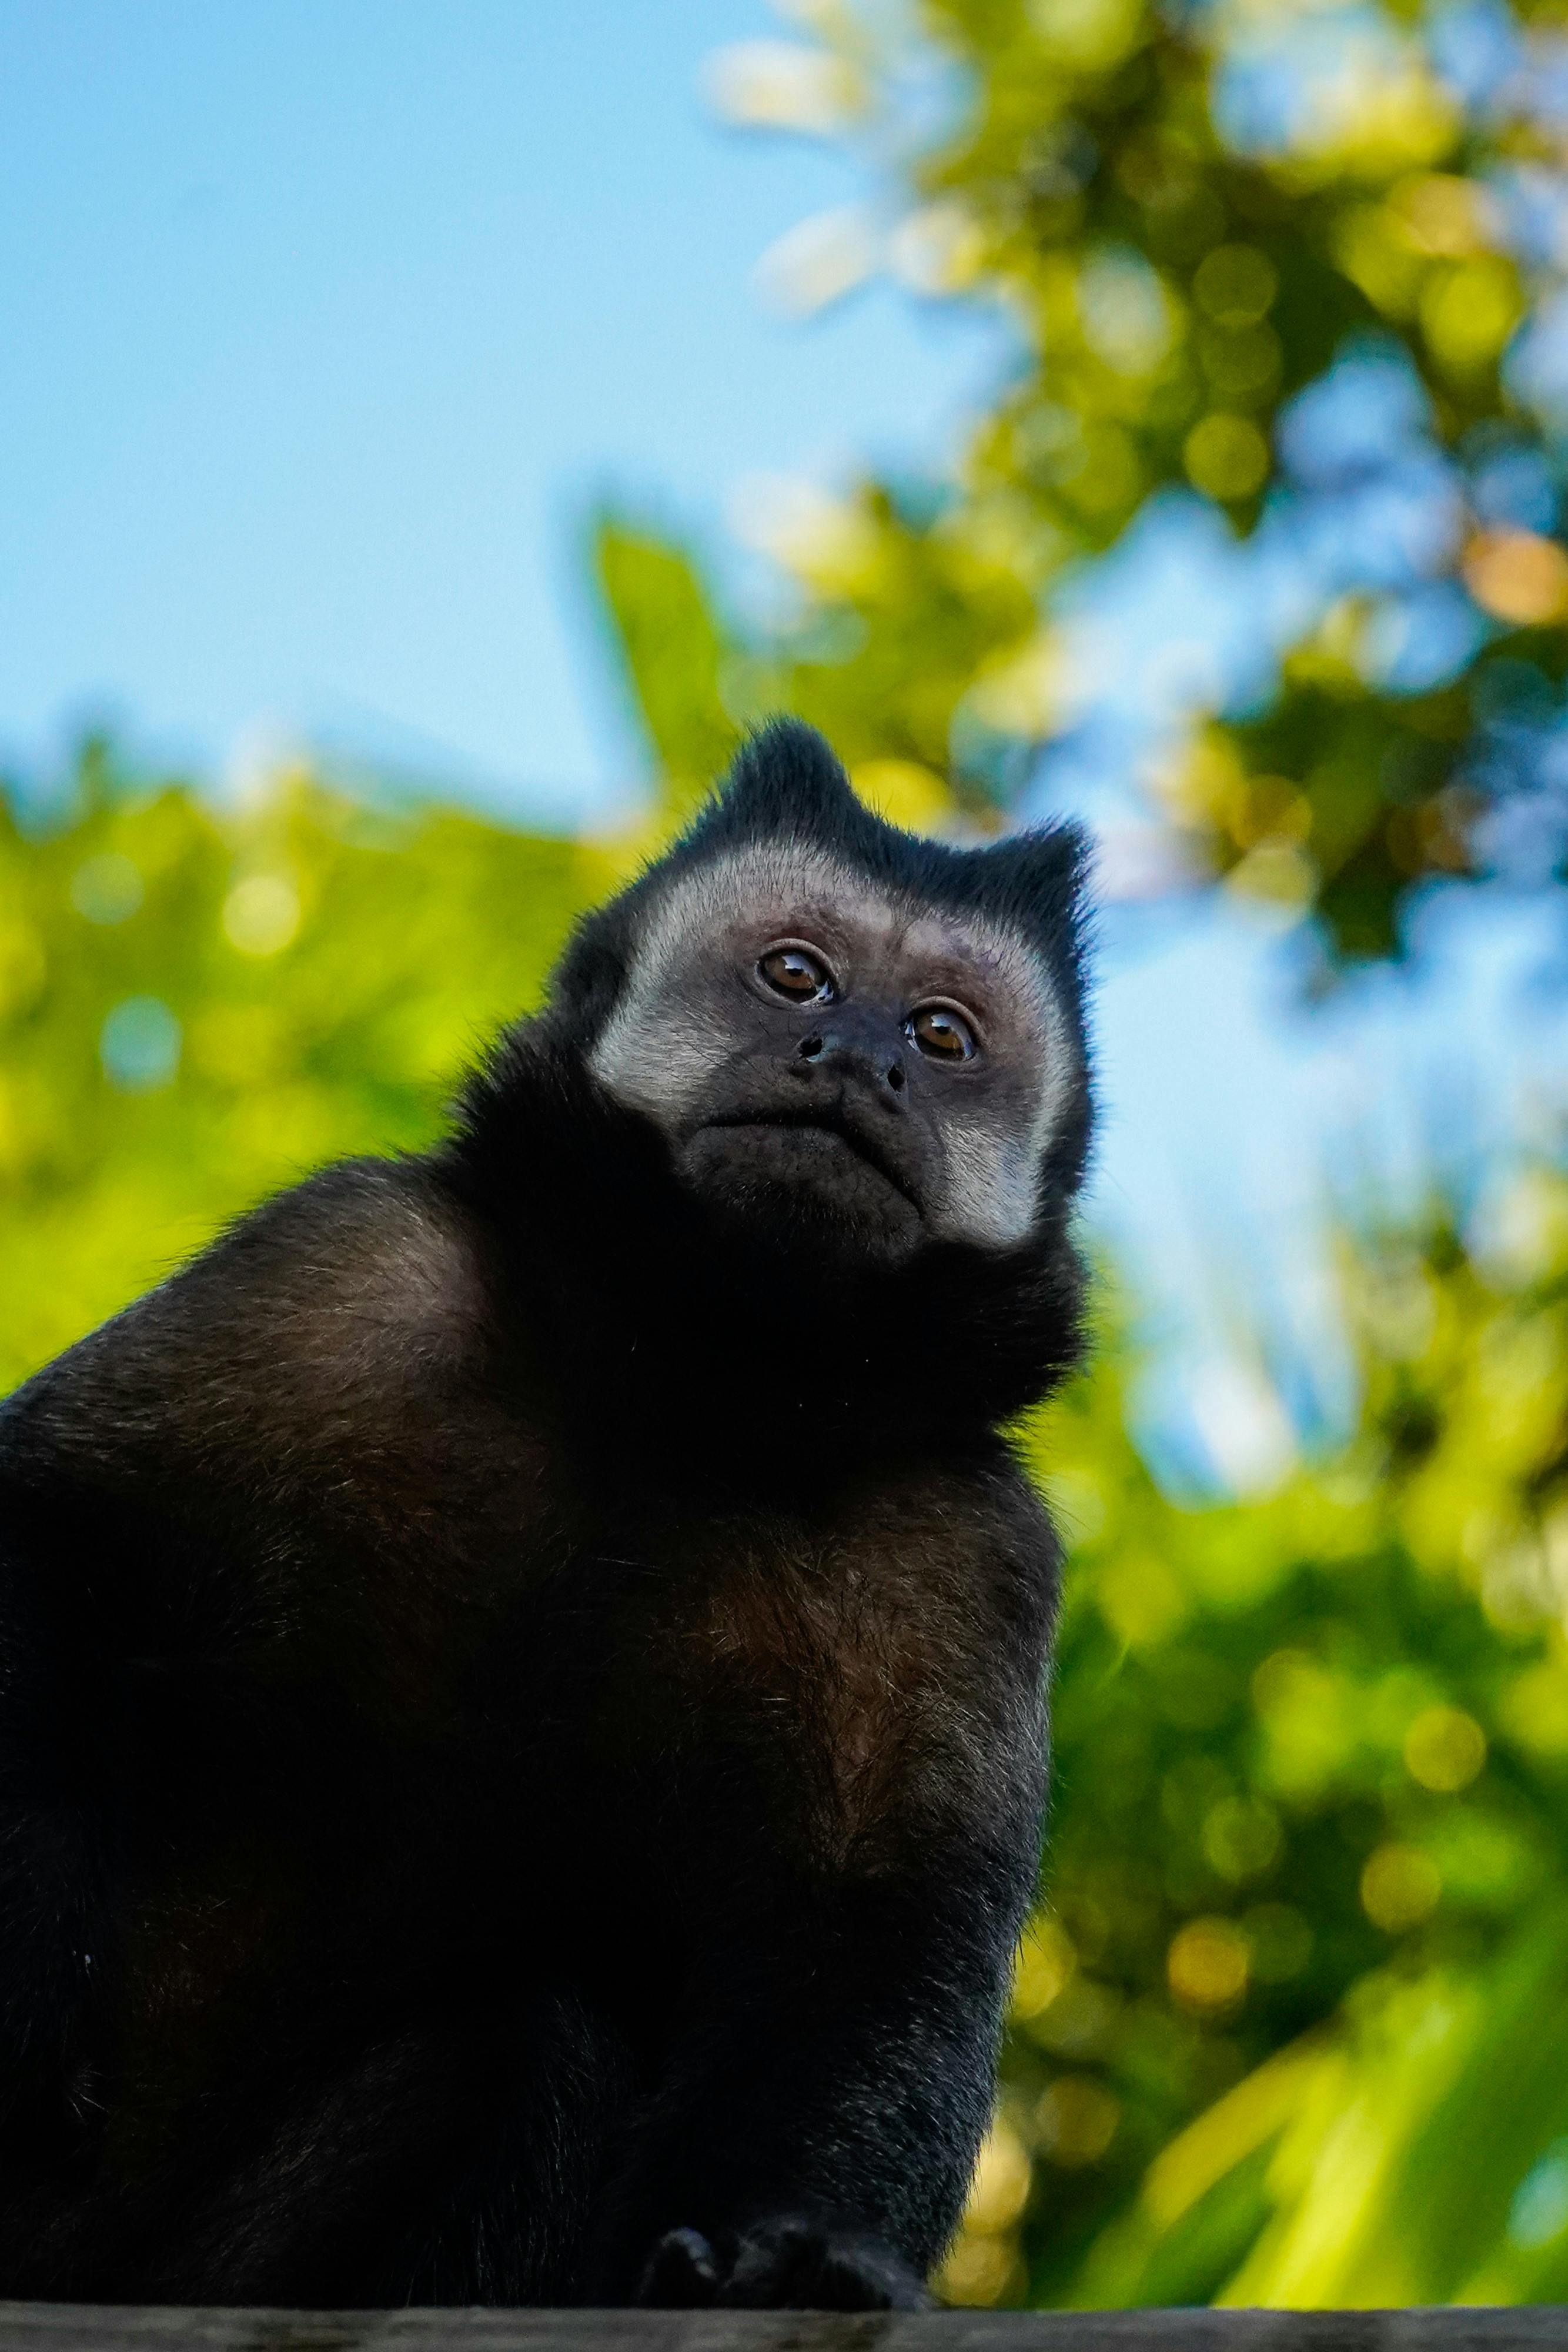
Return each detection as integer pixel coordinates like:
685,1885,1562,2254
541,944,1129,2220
599,1478,1055,2313
618,1845,1034,2311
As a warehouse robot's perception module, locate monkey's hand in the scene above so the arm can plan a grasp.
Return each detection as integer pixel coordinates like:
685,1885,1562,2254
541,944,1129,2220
638,2218,931,2311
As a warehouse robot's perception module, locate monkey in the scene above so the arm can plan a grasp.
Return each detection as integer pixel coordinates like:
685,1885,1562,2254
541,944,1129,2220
0,719,1092,2312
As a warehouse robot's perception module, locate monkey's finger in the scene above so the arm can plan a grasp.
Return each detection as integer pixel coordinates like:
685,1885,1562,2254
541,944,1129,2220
637,2225,721,2308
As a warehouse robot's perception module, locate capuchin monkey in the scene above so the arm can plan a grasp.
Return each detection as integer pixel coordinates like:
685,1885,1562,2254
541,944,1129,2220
0,721,1092,2311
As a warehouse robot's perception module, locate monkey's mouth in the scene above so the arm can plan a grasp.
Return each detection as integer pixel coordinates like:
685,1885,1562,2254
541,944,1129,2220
700,1108,922,1216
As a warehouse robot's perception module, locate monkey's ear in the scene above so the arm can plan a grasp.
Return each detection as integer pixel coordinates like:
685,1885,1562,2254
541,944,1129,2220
697,719,860,848
540,896,636,1043
972,820,1092,948
981,818,1089,893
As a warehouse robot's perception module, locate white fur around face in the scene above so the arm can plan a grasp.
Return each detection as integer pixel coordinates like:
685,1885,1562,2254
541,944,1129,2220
590,841,1076,1250
936,1122,1044,1251
590,847,850,1125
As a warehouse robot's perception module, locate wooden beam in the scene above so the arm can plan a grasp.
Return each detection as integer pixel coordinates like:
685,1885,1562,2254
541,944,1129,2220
0,2309,1560,2352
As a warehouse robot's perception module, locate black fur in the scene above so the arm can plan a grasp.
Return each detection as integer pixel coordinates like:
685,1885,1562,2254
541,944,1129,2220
0,720,1092,2308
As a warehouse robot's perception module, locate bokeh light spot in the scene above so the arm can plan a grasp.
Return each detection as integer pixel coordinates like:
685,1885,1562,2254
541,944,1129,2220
964,2120,1034,2230
1203,1794,1284,1881
1035,2076,1121,2166
1463,529,1568,624
1167,1916,1251,2011
1420,255,1522,372
1010,1916,1077,2021
1193,243,1278,326
1078,247,1174,375
1501,1662,1568,1756
1185,413,1270,500
1395,172,1492,258
1360,1841,1442,1931
223,874,302,958
937,2231,1024,2307
71,853,143,926
100,997,181,1094
1404,1705,1487,1791
850,759,952,835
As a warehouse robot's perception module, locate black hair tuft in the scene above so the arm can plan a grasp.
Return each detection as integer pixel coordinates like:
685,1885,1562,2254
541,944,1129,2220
648,713,1090,1021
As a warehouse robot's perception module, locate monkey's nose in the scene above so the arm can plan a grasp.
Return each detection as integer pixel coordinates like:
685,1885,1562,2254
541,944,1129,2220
794,1029,908,1107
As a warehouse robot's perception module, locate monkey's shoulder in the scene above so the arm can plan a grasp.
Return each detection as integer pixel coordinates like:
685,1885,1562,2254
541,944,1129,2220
0,1155,576,1655
0,1156,578,1718
1,1155,492,1472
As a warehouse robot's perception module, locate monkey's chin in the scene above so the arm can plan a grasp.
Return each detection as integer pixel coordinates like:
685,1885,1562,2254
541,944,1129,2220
676,1123,924,1269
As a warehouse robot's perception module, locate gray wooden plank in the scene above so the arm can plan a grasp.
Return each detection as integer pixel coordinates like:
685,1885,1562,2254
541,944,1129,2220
0,2309,1562,2352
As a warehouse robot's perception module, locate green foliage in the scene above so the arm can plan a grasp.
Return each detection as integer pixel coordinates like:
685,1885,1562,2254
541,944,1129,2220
593,486,1044,830
940,1196,1568,2306
908,0,1537,530
614,0,1568,954
0,743,584,1391
594,521,741,826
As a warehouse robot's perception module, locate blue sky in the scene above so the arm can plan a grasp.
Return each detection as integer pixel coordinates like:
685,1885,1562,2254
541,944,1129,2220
0,0,997,818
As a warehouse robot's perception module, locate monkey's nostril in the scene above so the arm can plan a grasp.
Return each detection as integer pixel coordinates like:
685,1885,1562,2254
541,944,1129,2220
798,1035,824,1061
887,1064,905,1093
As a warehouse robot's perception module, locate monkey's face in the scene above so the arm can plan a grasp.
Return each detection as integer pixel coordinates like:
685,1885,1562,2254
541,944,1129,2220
589,844,1077,1268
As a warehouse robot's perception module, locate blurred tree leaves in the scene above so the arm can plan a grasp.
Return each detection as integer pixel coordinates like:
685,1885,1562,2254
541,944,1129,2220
937,1188,1568,2307
594,522,739,827
0,743,583,1391
608,0,1568,960
594,485,1047,831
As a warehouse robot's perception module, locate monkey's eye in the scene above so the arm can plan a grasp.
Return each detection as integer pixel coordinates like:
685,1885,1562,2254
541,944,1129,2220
757,944,835,1004
906,1005,978,1062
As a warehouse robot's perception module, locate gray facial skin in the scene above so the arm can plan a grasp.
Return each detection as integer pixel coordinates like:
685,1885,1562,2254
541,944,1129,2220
590,841,1075,1264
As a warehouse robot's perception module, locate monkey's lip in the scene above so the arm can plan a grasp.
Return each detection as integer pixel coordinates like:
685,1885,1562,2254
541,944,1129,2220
700,1107,921,1214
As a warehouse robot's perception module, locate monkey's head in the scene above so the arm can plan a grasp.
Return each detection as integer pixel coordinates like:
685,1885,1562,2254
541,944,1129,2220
553,721,1091,1276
